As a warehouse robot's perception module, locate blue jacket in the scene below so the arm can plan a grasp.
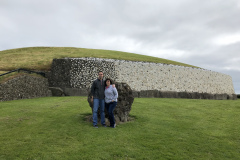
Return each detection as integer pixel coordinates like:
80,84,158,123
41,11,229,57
104,85,118,103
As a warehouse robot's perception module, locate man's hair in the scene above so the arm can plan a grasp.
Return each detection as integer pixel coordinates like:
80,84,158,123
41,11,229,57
105,78,113,85
98,71,103,74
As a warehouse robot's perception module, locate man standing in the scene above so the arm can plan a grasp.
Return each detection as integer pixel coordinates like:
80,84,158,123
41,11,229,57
91,71,106,128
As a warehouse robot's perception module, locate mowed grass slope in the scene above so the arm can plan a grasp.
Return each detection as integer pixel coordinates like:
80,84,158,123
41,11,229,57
0,47,198,71
0,97,239,160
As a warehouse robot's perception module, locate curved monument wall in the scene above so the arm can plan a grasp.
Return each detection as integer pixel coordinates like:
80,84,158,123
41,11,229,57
48,58,236,99
115,60,234,94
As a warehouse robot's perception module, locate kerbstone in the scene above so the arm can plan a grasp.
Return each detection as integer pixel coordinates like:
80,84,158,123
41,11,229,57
49,87,64,96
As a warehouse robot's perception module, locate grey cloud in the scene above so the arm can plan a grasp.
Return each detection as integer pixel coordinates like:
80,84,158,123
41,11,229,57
0,0,240,93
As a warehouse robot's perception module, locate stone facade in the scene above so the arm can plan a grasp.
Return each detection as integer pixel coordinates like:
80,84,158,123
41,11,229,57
0,75,51,101
48,58,236,99
115,60,235,94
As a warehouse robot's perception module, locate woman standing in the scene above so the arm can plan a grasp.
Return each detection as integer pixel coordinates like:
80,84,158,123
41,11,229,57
104,78,118,128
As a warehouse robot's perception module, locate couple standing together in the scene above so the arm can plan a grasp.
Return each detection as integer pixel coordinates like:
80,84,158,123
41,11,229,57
91,71,118,128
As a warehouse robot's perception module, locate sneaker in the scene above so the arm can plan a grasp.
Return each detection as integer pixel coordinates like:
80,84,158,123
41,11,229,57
102,124,107,127
93,125,98,128
109,124,116,128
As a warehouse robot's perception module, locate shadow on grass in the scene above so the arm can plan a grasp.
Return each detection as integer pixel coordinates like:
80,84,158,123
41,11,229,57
79,112,137,126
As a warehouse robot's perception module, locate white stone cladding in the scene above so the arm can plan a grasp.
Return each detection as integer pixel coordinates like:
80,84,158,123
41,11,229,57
114,60,235,94
51,58,235,95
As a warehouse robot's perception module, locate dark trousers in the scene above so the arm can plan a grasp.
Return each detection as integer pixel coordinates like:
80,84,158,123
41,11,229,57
105,101,117,126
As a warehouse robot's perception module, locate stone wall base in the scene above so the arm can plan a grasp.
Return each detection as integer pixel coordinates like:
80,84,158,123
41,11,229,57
54,88,237,100
133,90,237,100
62,88,89,96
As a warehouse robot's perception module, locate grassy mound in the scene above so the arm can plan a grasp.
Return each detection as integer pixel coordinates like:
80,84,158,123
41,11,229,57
0,97,239,159
0,47,198,71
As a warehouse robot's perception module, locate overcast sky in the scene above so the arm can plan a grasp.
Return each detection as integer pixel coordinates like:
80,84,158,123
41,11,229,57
1,0,240,94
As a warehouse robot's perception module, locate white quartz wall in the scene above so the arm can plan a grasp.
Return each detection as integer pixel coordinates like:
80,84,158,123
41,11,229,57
114,60,235,94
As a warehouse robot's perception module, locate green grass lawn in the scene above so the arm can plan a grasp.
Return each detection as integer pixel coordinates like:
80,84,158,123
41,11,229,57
0,97,239,160
0,47,198,71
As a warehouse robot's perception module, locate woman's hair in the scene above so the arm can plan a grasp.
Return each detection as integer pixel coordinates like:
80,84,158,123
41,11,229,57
105,78,113,85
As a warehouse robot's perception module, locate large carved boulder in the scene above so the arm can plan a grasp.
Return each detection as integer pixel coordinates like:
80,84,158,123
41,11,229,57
87,82,134,123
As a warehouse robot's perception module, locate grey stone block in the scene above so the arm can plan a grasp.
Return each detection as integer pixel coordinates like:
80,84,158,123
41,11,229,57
232,94,238,100
178,92,192,99
215,94,228,100
132,91,139,98
158,91,178,98
63,88,88,96
191,92,201,99
49,87,64,96
139,90,148,98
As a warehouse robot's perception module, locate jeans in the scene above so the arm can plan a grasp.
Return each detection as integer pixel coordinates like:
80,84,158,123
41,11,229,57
93,99,105,126
105,101,117,126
